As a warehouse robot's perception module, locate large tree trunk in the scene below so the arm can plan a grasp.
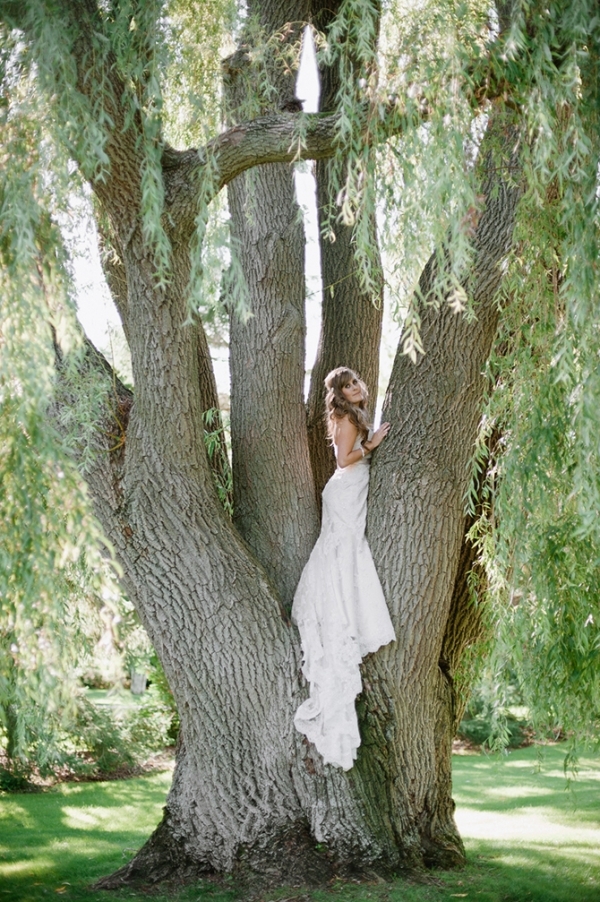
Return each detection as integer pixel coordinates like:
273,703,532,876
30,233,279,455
26,0,523,887
363,141,521,865
223,2,319,608
89,3,381,885
88,231,312,883
93,135,519,892
90,227,384,888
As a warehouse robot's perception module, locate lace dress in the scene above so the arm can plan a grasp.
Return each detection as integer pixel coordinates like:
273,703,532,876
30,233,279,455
291,432,395,770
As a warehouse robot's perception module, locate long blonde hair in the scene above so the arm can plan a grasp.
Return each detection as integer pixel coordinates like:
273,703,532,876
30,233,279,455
324,367,371,442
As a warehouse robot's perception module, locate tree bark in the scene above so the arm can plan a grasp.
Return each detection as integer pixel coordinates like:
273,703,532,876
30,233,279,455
223,3,319,608
14,0,526,886
87,227,315,883
363,127,521,866
97,215,232,510
307,3,384,498
92,130,519,889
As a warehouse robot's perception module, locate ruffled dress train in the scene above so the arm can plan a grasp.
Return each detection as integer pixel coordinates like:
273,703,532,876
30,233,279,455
291,440,395,770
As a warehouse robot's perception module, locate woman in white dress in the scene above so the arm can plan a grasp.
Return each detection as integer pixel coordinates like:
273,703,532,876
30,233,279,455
292,367,396,770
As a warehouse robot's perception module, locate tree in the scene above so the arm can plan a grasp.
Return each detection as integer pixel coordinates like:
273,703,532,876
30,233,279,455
1,0,599,888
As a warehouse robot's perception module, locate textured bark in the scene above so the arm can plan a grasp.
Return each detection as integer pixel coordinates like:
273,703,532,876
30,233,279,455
83,167,521,883
438,423,503,732
97,215,232,511
17,0,527,887
226,161,319,604
82,161,516,886
161,110,341,231
307,162,384,499
85,2,378,886
362,127,521,866
86,223,313,882
307,6,384,498
95,130,518,891
223,4,319,607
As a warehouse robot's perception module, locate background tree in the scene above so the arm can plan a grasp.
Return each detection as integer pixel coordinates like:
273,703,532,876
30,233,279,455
1,0,599,888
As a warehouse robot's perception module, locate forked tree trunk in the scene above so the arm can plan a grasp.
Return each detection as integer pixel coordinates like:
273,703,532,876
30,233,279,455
363,150,521,865
30,0,524,887
90,123,520,890
89,224,381,889
226,158,319,605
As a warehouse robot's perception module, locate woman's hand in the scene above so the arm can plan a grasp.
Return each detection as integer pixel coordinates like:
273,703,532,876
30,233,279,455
364,422,390,453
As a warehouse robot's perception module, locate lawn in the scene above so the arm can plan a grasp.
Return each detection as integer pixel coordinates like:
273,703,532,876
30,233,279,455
0,745,598,902
84,687,146,711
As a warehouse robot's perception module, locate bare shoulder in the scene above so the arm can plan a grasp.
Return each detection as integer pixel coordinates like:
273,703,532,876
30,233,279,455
332,415,358,443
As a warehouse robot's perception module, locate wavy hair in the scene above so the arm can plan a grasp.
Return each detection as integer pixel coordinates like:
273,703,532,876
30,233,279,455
324,367,371,442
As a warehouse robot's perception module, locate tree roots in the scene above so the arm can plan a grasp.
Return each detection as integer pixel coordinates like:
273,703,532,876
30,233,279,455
93,813,464,893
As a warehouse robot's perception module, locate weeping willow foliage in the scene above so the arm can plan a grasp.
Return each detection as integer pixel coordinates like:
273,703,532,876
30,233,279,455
464,1,600,742
319,0,492,350
324,0,600,742
1,0,600,756
0,40,119,763
0,0,238,763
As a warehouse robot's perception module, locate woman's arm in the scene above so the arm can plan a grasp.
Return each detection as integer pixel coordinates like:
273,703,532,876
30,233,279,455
333,417,391,468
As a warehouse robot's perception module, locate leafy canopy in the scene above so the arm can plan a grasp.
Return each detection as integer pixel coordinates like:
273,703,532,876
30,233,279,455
0,0,599,755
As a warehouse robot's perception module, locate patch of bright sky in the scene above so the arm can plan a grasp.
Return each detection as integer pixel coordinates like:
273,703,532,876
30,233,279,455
295,27,322,400
70,195,121,350
71,26,401,412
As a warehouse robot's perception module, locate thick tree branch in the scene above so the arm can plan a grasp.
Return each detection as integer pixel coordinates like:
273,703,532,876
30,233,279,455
163,111,340,236
51,332,133,559
209,112,338,185
307,0,384,502
61,0,144,220
1,0,144,229
222,1,319,606
165,66,512,232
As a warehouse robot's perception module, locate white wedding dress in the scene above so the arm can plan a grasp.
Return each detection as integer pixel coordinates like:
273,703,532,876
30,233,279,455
291,432,395,770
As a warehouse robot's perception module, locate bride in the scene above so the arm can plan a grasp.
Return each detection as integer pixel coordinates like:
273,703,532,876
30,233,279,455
292,366,396,770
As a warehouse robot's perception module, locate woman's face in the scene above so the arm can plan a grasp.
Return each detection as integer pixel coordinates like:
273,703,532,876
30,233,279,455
341,376,363,405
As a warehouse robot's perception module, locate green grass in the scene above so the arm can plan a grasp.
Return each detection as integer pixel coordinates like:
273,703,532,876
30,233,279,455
84,687,147,711
451,745,600,902
0,745,598,902
0,770,176,902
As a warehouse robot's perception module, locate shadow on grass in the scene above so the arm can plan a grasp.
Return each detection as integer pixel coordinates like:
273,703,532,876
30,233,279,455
0,745,598,902
443,843,599,902
453,745,600,824
0,770,183,902
450,744,600,902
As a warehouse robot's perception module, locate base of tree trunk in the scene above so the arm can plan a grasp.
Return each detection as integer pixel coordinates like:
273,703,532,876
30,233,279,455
93,814,431,893
421,832,466,869
232,821,341,888
93,816,342,892
92,815,215,890
94,808,465,893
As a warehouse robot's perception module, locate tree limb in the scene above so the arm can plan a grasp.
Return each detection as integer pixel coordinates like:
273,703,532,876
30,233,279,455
51,330,133,561
162,111,341,236
0,0,145,227
164,71,511,231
